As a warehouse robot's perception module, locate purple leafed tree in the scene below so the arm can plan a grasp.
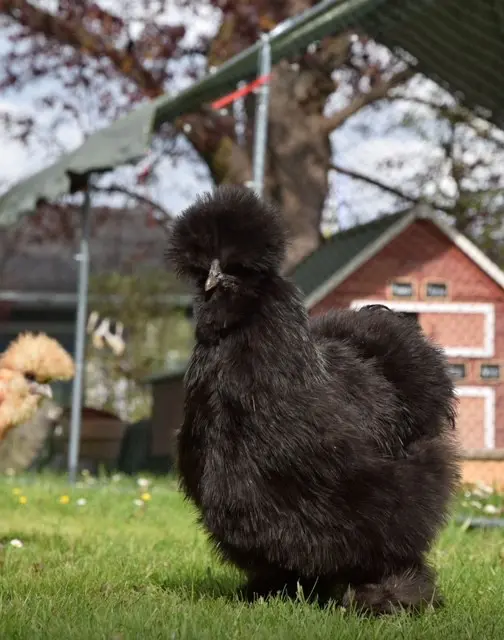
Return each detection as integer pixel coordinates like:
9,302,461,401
0,0,415,270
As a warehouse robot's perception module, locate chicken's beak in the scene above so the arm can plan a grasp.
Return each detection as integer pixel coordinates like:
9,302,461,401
28,381,53,400
205,259,223,292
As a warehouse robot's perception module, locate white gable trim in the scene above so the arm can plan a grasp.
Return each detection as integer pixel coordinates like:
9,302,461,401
304,212,417,309
455,386,495,450
418,209,504,290
305,206,504,310
349,300,495,358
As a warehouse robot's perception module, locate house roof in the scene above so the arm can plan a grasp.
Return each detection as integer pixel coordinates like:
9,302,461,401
293,205,504,309
293,210,408,298
0,204,192,306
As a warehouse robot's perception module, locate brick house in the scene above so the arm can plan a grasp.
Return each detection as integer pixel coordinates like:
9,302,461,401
293,204,504,458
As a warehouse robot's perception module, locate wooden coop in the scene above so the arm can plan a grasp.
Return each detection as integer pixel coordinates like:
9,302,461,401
52,407,126,474
144,363,187,471
293,204,504,489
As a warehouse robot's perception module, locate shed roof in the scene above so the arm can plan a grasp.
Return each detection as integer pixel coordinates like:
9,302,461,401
292,205,504,308
293,210,408,298
0,204,191,306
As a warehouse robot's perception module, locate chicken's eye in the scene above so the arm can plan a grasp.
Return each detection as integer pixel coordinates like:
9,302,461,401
24,372,36,382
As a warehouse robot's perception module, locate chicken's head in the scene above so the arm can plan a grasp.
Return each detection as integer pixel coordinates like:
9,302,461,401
0,333,75,440
166,187,288,342
166,186,287,289
0,332,75,392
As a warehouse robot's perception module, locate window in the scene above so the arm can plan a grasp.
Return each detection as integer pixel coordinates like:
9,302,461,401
480,364,500,381
448,363,466,380
425,281,448,299
390,281,413,298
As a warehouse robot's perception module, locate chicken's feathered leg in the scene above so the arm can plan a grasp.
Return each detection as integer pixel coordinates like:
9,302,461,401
342,563,442,615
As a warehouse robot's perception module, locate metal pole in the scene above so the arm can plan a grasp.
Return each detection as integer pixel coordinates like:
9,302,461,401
233,81,247,147
268,0,339,39
68,181,92,483
252,33,272,197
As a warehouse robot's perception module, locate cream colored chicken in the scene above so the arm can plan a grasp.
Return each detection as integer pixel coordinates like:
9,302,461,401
0,333,75,441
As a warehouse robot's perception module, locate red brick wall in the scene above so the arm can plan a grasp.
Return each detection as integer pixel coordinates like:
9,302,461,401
419,313,485,350
310,219,504,448
457,396,486,448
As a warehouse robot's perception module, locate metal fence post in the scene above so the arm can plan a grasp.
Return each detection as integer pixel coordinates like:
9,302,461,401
233,80,247,146
252,33,272,197
68,181,92,483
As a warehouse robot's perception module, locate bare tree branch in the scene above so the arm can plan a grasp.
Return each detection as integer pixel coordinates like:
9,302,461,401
321,68,414,134
388,94,504,150
0,0,163,97
331,162,454,214
93,184,172,223
0,0,245,187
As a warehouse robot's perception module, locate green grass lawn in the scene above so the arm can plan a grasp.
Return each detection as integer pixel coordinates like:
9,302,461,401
1,473,503,640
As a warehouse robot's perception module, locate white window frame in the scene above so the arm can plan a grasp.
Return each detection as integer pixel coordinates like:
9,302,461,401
349,300,495,358
455,386,496,450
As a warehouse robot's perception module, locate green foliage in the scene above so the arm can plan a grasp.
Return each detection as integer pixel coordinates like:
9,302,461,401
85,271,194,422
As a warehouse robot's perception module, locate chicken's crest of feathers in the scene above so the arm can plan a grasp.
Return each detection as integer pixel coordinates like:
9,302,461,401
0,333,75,382
166,186,287,281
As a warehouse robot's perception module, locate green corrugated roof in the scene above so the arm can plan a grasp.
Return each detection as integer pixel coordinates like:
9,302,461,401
362,0,504,121
292,210,408,297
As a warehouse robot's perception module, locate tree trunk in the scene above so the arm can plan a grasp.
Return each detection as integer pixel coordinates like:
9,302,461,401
266,60,334,270
190,24,349,269
188,63,334,270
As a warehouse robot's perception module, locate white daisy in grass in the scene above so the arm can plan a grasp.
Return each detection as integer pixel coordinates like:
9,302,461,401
483,504,499,515
137,477,150,489
10,539,23,548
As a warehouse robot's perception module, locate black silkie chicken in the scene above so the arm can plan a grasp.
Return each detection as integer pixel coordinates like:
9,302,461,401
166,186,460,614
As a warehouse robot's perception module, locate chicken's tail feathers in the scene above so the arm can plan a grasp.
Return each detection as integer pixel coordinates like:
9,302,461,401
166,185,287,279
358,304,394,313
358,304,419,325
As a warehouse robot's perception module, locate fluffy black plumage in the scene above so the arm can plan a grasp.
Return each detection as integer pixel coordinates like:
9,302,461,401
167,185,461,614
